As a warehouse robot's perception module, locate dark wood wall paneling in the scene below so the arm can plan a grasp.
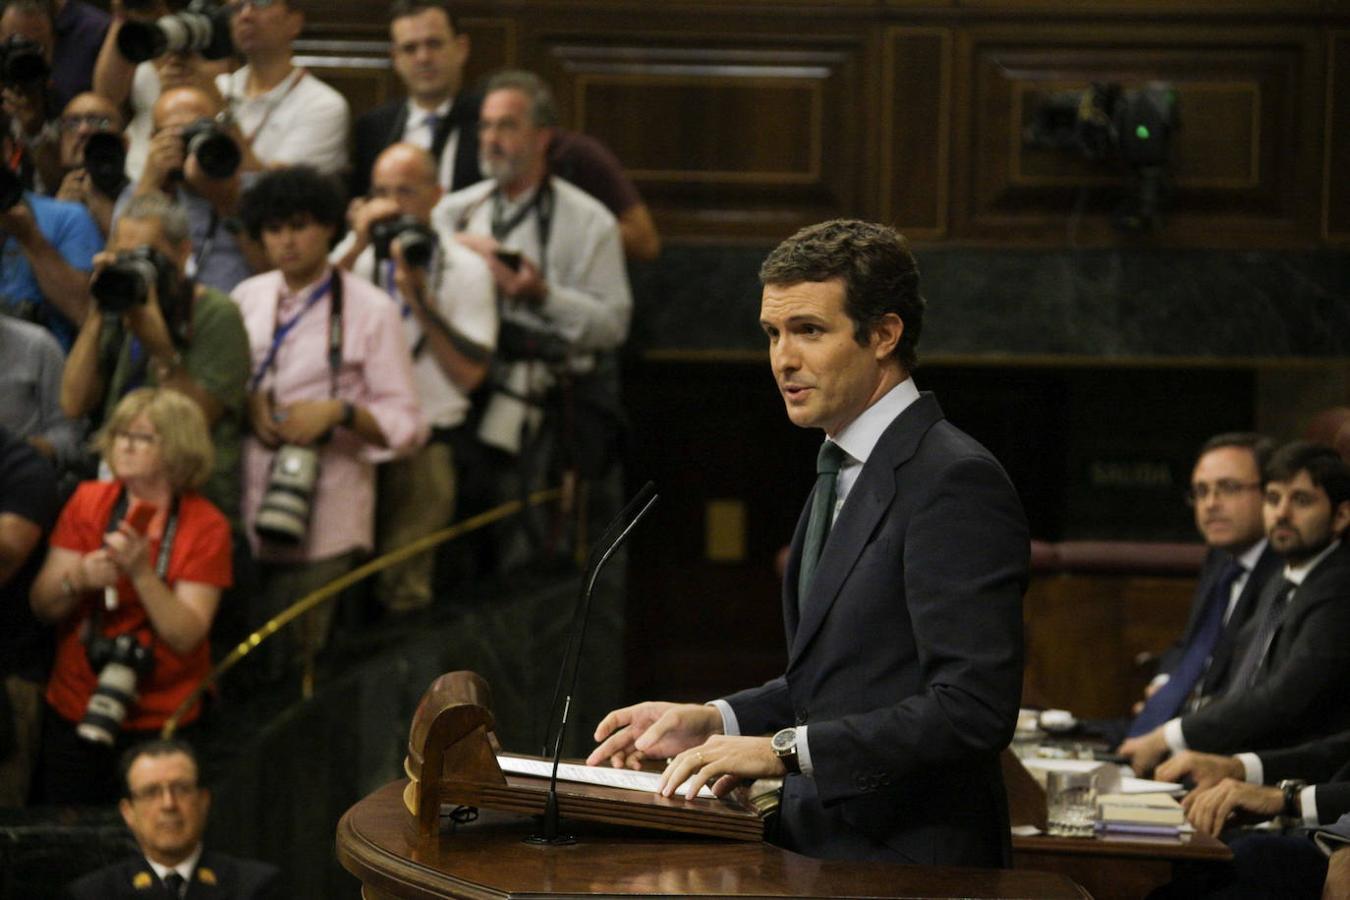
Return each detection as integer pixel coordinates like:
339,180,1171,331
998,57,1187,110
295,1,1347,248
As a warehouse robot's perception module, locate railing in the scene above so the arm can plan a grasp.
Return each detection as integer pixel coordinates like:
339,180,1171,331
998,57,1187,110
161,487,564,737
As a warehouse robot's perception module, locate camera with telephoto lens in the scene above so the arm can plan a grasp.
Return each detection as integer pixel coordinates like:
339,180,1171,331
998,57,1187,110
371,215,438,269
82,131,129,198
78,632,154,745
0,34,49,89
90,246,177,315
178,117,241,179
254,444,321,545
117,0,233,63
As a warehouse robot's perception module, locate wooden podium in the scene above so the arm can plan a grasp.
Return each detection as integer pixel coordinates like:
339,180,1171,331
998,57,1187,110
341,672,1087,898
338,780,1090,899
403,676,761,841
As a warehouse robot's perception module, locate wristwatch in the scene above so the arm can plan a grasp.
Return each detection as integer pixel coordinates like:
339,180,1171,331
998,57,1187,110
771,727,801,775
1278,779,1307,819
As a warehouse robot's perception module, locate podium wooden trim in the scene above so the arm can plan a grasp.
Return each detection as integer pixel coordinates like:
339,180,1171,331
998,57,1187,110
339,780,1091,899
408,699,761,841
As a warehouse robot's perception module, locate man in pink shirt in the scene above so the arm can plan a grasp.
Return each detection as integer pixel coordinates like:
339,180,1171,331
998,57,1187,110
233,166,425,671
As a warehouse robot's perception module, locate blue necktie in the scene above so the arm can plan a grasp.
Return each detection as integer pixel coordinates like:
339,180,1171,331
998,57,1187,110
163,871,186,898
797,441,845,611
1127,558,1243,736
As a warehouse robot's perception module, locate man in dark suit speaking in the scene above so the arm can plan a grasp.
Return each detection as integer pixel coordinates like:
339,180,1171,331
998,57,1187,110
588,219,1028,867
66,740,277,899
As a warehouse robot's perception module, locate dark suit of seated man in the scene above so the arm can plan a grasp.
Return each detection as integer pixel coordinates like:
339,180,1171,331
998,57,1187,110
588,220,1028,868
1121,441,1350,775
66,739,278,900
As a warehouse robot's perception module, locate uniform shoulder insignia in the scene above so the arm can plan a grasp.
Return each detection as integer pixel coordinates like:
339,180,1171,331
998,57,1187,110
133,871,154,889
198,866,218,885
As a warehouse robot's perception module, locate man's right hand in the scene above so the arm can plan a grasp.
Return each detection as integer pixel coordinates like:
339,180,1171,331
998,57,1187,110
139,126,187,194
346,196,402,247
1156,750,1244,790
586,702,723,770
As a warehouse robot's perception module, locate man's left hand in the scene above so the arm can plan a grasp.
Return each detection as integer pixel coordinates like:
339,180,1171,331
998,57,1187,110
1118,726,1169,776
1182,778,1283,837
658,734,785,800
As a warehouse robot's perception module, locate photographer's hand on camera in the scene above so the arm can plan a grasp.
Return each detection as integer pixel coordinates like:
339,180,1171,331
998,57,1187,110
335,196,402,270
454,232,548,305
138,124,188,194
57,167,116,237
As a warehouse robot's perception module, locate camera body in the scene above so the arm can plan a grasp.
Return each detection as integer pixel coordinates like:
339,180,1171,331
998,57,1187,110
254,443,321,545
180,117,241,179
90,246,177,315
0,34,49,89
117,0,233,63
371,215,438,269
82,131,129,198
78,631,154,745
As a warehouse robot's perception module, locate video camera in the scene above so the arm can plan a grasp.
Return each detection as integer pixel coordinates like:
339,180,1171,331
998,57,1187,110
1024,81,1178,233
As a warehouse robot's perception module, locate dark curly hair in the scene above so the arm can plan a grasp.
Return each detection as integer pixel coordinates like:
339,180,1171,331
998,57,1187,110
759,219,926,371
238,165,346,245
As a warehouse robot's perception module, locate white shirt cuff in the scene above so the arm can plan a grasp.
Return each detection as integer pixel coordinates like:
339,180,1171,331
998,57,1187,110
1303,785,1320,826
1149,673,1170,691
1237,753,1264,785
796,725,813,776
708,699,739,736
1163,718,1188,753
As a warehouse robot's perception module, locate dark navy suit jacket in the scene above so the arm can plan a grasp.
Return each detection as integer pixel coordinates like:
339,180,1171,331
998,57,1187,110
725,392,1028,867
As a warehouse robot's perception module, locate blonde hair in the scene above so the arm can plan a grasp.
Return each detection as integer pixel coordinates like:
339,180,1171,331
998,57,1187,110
96,388,214,492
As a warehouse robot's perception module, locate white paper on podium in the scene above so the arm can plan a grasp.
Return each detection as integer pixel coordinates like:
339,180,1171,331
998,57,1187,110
497,755,717,800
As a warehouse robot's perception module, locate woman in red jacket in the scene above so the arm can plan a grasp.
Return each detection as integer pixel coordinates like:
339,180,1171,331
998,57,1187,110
31,386,231,804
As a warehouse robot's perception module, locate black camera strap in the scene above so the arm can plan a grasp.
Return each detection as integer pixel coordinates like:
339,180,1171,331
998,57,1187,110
250,269,343,397
454,181,555,281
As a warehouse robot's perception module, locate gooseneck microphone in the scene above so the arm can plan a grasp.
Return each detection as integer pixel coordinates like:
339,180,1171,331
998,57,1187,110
527,480,659,845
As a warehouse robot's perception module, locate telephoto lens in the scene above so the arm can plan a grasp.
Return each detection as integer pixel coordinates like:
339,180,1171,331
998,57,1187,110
371,215,439,269
181,118,241,179
254,444,321,544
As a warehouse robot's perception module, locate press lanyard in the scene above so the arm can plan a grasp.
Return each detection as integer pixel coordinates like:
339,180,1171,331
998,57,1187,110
377,251,446,359
455,182,555,281
233,67,309,144
249,272,338,394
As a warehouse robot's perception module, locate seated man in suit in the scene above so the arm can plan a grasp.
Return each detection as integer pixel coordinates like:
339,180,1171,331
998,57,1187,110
1110,433,1281,745
588,219,1028,867
66,739,278,898
1121,441,1350,775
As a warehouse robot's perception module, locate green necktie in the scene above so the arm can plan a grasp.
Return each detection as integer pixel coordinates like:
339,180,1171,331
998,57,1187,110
798,441,845,610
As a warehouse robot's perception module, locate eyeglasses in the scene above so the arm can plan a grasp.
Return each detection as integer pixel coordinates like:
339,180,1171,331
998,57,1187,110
114,430,161,448
129,780,199,804
1184,480,1261,506
60,114,114,133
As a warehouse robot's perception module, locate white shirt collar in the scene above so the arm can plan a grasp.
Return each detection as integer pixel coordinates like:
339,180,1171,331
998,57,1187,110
406,97,453,123
1284,538,1341,585
829,377,921,467
147,843,203,890
1236,537,1268,572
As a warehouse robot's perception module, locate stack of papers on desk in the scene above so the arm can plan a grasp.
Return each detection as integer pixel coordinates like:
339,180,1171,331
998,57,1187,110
1098,791,1189,836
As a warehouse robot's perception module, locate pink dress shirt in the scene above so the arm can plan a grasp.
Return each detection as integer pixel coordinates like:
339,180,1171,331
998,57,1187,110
233,267,427,562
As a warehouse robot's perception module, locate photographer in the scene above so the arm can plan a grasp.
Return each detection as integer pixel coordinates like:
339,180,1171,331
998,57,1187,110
52,91,124,237
0,109,101,351
61,191,248,528
333,142,495,614
92,0,230,183
0,0,61,190
235,165,424,669
119,85,260,293
29,387,231,805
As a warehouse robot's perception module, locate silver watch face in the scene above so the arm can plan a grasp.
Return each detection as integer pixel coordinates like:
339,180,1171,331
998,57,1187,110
772,728,795,754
